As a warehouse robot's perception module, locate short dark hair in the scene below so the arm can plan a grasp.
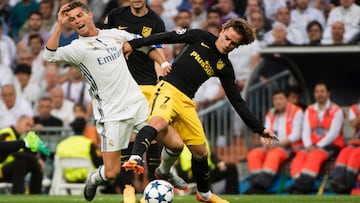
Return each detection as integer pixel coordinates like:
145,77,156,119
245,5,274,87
306,20,323,33
28,33,44,45
28,11,42,19
70,117,86,134
65,1,89,13
272,89,287,97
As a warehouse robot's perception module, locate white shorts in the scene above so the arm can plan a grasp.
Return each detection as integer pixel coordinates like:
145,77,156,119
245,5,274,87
96,100,149,152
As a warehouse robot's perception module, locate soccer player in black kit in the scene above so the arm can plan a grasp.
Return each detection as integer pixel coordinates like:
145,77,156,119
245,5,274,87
122,18,278,203
103,1,185,203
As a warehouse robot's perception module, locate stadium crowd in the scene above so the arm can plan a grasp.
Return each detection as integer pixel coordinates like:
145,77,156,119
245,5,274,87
0,0,359,198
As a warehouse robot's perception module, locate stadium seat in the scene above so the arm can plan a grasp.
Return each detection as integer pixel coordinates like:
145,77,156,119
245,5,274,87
49,155,94,195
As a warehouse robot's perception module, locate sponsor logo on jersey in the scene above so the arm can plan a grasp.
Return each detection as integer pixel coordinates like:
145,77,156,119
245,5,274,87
200,42,210,49
190,51,214,77
117,25,128,30
216,59,225,70
142,26,152,37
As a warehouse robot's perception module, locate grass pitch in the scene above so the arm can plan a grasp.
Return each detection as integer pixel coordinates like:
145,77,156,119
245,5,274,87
0,194,359,203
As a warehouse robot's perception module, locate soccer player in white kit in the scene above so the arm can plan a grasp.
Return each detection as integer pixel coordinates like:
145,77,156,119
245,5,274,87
43,1,171,201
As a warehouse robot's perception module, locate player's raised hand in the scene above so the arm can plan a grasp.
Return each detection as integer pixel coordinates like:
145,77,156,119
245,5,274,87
57,3,70,26
123,42,133,60
260,128,279,145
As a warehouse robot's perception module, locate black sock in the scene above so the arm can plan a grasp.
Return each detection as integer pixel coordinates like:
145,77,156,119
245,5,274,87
192,156,210,193
132,126,158,157
119,142,134,189
146,142,162,181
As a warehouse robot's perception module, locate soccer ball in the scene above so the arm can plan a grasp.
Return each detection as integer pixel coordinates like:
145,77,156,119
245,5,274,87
144,179,174,203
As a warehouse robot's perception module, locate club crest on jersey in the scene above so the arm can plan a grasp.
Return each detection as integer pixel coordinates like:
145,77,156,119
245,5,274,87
216,59,225,70
142,26,152,37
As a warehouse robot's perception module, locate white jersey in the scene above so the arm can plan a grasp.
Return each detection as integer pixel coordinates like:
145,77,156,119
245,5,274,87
43,29,147,122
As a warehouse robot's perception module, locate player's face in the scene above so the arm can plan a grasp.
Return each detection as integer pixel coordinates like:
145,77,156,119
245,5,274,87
67,6,94,37
216,27,242,54
130,0,146,9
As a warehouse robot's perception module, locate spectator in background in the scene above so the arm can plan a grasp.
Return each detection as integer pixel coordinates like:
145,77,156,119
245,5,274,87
322,21,346,45
0,22,17,66
175,9,192,30
61,64,92,119
305,20,323,45
329,98,360,194
58,20,78,47
323,0,360,44
288,82,345,194
40,66,60,97
0,63,14,87
286,85,308,110
13,64,41,108
190,0,207,29
202,7,222,30
263,0,286,21
270,22,294,46
72,103,100,148
16,48,34,67
290,0,326,43
9,0,39,40
0,1,12,35
33,97,63,132
49,86,74,126
244,0,272,32
0,23,13,68
149,0,173,32
55,117,102,183
0,115,44,194
214,0,240,24
263,6,304,46
18,11,50,50
249,11,269,42
38,0,56,32
0,84,33,129
245,89,303,194
28,34,47,87
194,77,225,112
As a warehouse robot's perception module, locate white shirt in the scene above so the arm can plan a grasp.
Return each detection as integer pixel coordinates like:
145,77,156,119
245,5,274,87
291,7,326,43
302,100,344,148
228,40,261,81
14,79,42,108
51,99,75,126
265,107,304,143
263,0,286,21
43,29,147,122
323,4,360,43
0,96,33,128
30,50,46,86
263,22,305,45
193,77,221,103
61,80,91,105
0,64,15,87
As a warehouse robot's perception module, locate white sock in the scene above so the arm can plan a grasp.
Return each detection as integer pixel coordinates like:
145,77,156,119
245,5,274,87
91,165,107,185
198,191,211,200
158,148,180,174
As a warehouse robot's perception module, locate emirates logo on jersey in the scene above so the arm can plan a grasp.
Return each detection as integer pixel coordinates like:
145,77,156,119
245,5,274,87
142,26,152,37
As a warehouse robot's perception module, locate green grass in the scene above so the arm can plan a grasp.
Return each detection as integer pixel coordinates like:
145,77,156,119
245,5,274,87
0,195,359,203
